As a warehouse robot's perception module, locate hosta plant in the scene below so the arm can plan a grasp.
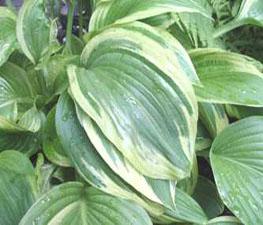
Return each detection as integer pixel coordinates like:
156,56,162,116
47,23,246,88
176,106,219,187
0,0,262,224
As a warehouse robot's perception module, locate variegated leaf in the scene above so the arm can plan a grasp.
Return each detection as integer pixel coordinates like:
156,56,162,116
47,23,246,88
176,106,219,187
20,182,153,225
16,0,57,64
56,93,163,215
89,0,210,31
0,7,17,67
214,0,263,37
0,62,41,154
190,48,263,107
76,105,176,210
69,22,198,180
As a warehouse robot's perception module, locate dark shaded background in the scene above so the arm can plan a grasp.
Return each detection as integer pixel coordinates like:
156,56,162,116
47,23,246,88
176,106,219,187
0,0,23,8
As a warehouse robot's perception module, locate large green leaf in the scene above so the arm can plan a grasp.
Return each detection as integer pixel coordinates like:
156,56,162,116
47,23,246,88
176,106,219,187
76,105,176,210
56,93,163,215
210,116,263,225
16,0,57,64
190,48,263,107
214,0,263,37
0,7,17,67
198,102,229,138
193,176,224,219
20,182,153,225
83,22,199,84
89,0,210,31
0,150,37,225
69,22,198,180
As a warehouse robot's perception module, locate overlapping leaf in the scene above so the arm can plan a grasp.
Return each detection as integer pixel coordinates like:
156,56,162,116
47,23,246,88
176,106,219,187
214,0,263,37
195,121,212,152
167,0,220,50
20,182,153,225
193,176,224,219
0,7,17,67
69,22,198,180
155,188,208,224
207,216,242,225
0,62,42,154
43,108,72,167
0,151,37,225
199,102,229,138
190,48,263,107
210,116,263,225
76,105,176,210
89,0,210,31
56,93,164,215
17,0,57,64
40,55,80,95
225,104,263,119
177,155,198,195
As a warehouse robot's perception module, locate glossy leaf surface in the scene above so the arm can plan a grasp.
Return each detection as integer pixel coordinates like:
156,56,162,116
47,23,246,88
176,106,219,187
89,0,210,31
20,182,153,225
156,188,208,224
0,7,17,66
190,48,263,107
17,0,56,64
76,105,176,209
56,93,163,215
210,116,263,225
70,22,198,180
0,151,37,225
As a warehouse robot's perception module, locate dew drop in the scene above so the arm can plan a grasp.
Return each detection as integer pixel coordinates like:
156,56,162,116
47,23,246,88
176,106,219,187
62,114,68,121
251,203,258,211
126,97,136,105
68,113,74,119
232,209,240,217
